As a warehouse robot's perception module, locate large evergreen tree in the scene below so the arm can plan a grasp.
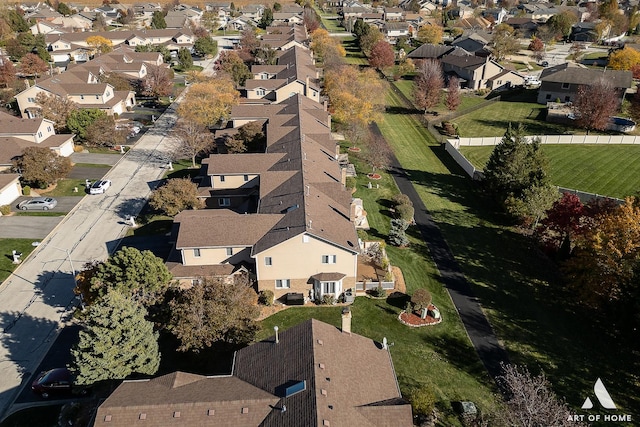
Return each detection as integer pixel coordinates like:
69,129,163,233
77,247,173,306
484,125,557,224
71,291,160,385
151,10,167,29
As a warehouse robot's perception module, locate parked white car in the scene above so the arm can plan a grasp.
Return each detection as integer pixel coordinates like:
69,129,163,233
89,180,111,194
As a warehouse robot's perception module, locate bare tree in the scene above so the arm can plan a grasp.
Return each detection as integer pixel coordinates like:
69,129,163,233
171,118,214,167
573,78,619,133
363,132,392,173
141,64,174,98
446,76,461,111
495,364,586,427
413,59,444,114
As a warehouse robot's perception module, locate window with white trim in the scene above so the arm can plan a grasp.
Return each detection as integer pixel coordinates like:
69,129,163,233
275,279,290,289
38,132,42,138
303,235,309,243
322,255,337,264
322,282,336,294
243,174,249,182
219,198,230,206
194,248,201,257
226,247,233,256
27,97,35,103
256,89,265,96
220,175,225,182
265,256,272,266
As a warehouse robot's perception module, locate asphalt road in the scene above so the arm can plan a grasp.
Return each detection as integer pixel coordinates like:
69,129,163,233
0,90,187,419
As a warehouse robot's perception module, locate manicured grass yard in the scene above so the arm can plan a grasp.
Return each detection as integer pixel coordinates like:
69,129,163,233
377,83,640,419
341,37,368,66
0,239,37,283
461,144,640,199
392,79,489,114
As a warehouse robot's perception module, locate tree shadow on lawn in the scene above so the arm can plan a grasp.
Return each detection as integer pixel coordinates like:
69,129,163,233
385,105,422,115
469,117,569,136
433,217,640,415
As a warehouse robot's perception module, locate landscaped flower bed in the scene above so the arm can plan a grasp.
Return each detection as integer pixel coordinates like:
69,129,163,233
399,304,442,327
367,173,382,180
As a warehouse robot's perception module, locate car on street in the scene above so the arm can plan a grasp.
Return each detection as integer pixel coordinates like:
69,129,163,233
17,197,57,211
90,179,111,194
31,368,88,399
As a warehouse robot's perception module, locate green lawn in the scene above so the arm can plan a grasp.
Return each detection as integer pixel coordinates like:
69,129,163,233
450,90,574,137
377,83,640,419
341,37,368,66
0,239,37,283
461,144,640,199
38,179,89,197
393,79,490,114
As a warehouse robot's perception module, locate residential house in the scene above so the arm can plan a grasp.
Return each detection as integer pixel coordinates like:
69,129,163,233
241,4,265,20
384,7,404,20
171,94,360,301
536,62,632,104
260,25,308,50
93,318,413,427
246,46,320,103
503,17,538,38
407,43,471,60
0,110,75,172
0,174,22,208
15,68,136,118
570,21,599,42
450,32,491,56
440,55,524,90
482,7,508,25
384,22,409,40
272,12,304,25
30,20,66,35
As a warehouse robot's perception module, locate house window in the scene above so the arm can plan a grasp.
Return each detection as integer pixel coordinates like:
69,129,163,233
275,279,290,288
95,95,99,99
194,248,201,257
322,255,337,264
47,126,51,132
219,198,231,206
565,96,571,102
220,175,225,182
226,247,233,256
27,97,35,103
256,89,265,96
243,174,249,182
80,95,84,100
562,83,570,89
323,282,336,294
545,94,551,100
303,235,309,243
38,132,42,138
265,256,272,266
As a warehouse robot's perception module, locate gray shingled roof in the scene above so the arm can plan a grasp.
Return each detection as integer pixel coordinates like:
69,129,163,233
539,62,632,88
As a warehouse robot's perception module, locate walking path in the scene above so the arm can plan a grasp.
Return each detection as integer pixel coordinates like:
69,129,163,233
372,87,511,385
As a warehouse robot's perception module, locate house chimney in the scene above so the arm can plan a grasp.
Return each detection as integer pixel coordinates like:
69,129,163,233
341,307,352,334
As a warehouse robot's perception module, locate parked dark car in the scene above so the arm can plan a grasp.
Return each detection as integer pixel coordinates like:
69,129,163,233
31,368,88,398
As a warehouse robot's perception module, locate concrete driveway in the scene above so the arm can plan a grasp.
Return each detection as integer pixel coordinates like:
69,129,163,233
0,197,85,239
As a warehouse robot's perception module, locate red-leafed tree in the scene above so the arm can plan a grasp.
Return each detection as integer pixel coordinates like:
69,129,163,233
537,192,584,256
20,53,48,80
369,40,395,70
528,36,545,61
445,76,461,111
413,59,443,114
572,78,619,133
0,57,16,88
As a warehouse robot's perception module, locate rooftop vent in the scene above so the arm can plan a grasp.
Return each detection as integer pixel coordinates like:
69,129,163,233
285,204,299,213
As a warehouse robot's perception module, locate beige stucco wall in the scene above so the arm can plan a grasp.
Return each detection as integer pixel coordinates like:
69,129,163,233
182,246,252,265
16,86,46,117
255,233,357,283
275,81,306,103
211,174,259,189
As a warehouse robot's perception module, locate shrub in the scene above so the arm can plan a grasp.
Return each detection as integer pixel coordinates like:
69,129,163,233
396,203,415,223
392,193,412,208
380,257,390,271
345,176,356,190
22,185,30,195
370,284,386,297
0,205,10,215
258,289,274,306
319,294,336,305
388,218,409,247
411,288,432,312
408,388,436,417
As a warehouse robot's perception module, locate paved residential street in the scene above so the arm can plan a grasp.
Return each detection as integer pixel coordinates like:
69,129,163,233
0,94,184,419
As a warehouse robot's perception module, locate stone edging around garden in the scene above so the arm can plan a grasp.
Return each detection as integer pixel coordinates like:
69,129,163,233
398,304,442,327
